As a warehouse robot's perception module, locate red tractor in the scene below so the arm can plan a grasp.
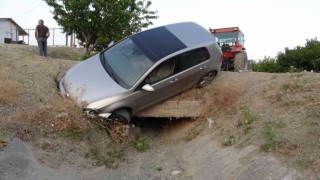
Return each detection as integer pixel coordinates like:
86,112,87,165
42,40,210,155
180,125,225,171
209,27,247,72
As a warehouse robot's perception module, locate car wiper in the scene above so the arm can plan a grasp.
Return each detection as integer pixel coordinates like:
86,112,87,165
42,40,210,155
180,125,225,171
109,71,119,84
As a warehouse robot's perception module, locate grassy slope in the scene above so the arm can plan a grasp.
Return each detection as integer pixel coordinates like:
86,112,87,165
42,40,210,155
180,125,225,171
1,44,319,177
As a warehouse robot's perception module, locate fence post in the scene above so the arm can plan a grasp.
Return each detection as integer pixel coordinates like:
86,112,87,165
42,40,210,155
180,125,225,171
28,29,30,45
16,29,18,43
66,34,68,46
53,29,55,46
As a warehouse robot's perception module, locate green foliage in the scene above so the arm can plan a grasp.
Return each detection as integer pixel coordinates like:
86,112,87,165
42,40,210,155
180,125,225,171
44,0,158,54
154,166,163,171
222,135,238,146
261,121,277,152
134,136,150,152
240,107,256,135
87,147,125,167
253,38,320,73
243,125,253,135
242,107,256,125
261,121,286,152
252,56,282,73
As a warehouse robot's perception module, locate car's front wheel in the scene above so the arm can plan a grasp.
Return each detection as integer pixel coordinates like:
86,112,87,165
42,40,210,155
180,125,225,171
196,71,217,88
109,109,131,124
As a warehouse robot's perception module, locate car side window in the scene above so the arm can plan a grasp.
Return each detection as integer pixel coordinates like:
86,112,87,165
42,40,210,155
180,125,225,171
175,47,210,73
145,58,176,84
143,47,209,85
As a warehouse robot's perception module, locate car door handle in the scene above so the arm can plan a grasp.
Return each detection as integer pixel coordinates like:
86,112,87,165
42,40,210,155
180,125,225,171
170,78,178,83
200,65,207,70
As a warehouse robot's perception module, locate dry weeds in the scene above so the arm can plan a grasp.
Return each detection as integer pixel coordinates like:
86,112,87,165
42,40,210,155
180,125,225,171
213,84,244,112
6,98,92,141
0,72,21,106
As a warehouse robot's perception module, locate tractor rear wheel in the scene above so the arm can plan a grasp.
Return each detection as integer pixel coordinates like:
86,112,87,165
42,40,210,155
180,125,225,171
234,51,247,72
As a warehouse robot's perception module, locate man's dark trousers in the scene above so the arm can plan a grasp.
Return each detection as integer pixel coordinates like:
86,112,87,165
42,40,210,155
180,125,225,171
37,37,47,57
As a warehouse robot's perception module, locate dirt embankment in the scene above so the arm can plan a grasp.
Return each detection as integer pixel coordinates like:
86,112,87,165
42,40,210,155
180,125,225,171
0,44,320,179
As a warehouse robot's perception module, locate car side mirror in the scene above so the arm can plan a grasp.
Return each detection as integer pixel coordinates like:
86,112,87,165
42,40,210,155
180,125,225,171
142,84,155,92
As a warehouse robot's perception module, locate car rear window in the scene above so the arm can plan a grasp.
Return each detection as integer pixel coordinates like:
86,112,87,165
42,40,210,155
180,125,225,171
131,27,187,62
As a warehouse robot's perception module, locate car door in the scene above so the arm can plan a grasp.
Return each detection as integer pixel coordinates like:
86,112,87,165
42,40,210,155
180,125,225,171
134,57,180,112
130,47,211,113
173,47,212,91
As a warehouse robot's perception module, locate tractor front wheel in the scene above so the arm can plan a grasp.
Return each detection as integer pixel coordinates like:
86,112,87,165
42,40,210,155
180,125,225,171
234,51,247,72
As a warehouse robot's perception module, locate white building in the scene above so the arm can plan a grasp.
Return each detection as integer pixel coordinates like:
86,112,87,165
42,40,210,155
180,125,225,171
0,18,28,44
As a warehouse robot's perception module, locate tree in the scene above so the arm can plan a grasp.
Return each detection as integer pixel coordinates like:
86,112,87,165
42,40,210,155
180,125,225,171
252,56,281,73
253,38,320,73
277,38,320,72
44,0,158,54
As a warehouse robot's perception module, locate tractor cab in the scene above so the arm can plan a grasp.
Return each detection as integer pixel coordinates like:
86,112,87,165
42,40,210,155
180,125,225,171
210,27,245,52
209,27,247,72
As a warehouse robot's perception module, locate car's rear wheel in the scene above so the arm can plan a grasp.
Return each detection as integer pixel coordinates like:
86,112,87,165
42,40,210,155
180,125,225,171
109,109,131,124
196,71,217,88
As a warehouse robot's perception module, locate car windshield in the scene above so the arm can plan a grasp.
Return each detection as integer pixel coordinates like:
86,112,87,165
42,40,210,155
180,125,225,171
215,32,237,46
101,38,154,89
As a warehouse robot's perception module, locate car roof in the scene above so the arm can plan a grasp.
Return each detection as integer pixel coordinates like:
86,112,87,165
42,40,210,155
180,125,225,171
131,22,215,62
165,22,215,48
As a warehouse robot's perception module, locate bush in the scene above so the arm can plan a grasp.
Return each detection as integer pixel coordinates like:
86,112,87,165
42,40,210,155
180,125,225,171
241,107,256,135
253,38,320,73
134,136,150,152
261,121,286,152
242,107,256,125
222,135,238,146
252,57,282,73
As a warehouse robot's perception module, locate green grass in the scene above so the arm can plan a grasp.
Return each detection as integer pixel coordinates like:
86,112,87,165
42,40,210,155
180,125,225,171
242,107,256,125
261,123,276,152
243,125,253,135
261,121,286,152
154,166,163,172
222,136,238,146
281,79,311,93
87,147,125,167
241,107,256,135
134,136,150,152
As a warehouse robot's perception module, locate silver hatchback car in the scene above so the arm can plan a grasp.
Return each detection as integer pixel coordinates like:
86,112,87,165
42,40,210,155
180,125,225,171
59,22,222,123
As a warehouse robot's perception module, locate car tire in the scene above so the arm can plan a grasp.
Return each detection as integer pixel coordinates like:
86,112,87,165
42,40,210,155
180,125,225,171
234,51,247,72
109,109,131,124
196,71,217,88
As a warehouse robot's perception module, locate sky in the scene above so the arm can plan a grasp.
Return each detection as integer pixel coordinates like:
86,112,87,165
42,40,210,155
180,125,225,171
0,0,320,60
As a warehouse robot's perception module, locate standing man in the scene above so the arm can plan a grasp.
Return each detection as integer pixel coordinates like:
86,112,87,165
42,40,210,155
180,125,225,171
35,19,50,57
